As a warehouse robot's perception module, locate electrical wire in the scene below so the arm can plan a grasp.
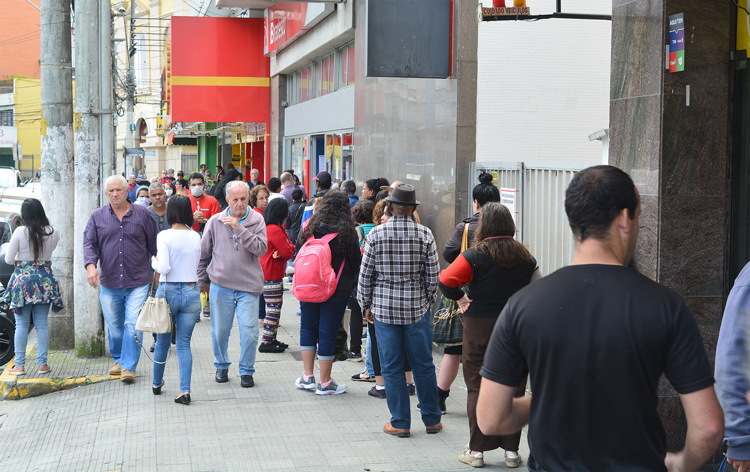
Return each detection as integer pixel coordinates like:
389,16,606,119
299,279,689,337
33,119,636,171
736,0,750,16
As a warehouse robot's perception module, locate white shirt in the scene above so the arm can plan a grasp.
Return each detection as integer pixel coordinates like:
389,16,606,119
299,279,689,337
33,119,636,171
5,226,59,263
268,192,286,203
151,227,201,282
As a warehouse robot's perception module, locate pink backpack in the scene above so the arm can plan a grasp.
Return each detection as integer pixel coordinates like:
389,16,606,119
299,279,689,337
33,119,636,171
293,233,346,303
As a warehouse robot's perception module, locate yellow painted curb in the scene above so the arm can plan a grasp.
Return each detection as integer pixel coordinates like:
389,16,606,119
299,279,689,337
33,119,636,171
0,360,117,400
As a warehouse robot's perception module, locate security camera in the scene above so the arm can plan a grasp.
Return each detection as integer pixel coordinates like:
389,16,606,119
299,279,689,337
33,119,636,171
118,6,126,14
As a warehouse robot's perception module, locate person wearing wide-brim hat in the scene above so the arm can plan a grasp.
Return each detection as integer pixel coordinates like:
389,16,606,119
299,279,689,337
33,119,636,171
381,180,405,197
358,183,443,438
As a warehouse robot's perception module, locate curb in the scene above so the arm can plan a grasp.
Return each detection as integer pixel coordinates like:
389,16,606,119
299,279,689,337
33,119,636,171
0,362,117,400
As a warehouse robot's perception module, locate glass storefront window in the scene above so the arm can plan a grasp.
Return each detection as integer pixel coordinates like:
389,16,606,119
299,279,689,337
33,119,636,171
342,133,352,179
348,45,355,86
341,48,348,87
284,137,305,179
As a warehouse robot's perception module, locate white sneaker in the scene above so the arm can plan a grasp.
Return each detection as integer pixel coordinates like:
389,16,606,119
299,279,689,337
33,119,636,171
505,450,522,468
459,447,484,468
315,378,347,395
295,374,316,390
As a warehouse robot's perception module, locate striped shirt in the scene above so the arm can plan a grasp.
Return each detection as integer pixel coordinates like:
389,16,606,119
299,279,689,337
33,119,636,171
357,214,440,325
83,203,159,289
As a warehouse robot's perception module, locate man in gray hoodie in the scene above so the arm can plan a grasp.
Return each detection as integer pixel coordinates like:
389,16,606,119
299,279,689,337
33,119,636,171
198,180,267,388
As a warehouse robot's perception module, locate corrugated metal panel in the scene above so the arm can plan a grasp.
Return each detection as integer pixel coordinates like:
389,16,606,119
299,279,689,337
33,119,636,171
468,161,594,276
523,164,580,276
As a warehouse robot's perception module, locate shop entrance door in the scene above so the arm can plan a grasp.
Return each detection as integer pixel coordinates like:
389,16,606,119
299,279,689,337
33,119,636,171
731,67,750,282
308,134,325,193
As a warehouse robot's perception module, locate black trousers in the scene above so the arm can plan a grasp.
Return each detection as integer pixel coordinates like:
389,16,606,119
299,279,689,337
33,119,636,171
348,296,364,355
368,319,411,376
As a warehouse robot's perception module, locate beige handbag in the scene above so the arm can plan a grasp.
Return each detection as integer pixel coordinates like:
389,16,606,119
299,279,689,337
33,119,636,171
135,275,172,334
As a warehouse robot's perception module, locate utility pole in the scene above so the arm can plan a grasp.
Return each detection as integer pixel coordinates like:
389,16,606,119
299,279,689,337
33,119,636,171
73,0,107,357
124,0,136,174
40,0,74,349
100,0,115,184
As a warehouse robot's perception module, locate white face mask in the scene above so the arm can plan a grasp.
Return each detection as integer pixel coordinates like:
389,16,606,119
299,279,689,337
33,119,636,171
165,189,173,197
190,185,204,198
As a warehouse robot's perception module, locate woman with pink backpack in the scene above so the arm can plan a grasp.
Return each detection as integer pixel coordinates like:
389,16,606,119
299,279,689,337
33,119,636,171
293,190,361,395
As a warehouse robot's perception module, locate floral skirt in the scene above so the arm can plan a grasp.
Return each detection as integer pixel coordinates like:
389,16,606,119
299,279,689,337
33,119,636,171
3,261,64,313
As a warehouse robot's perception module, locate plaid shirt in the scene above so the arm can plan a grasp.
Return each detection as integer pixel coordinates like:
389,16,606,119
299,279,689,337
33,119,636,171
357,215,440,325
83,203,159,289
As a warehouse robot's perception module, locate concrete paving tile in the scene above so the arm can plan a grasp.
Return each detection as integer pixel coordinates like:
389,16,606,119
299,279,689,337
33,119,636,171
0,290,529,471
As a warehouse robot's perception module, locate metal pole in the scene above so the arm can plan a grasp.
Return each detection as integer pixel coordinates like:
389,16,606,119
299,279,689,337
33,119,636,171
125,0,135,173
73,0,104,357
40,0,74,349
99,0,114,184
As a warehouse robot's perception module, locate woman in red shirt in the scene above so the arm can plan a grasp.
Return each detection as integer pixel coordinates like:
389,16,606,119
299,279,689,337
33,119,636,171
259,198,295,353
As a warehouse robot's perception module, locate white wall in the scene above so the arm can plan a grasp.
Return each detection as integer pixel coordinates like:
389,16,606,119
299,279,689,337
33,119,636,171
476,1,612,163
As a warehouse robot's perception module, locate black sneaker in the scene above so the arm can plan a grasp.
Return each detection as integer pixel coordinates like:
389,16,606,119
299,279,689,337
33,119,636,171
347,351,363,362
333,351,349,362
259,342,285,353
368,386,387,399
272,339,289,349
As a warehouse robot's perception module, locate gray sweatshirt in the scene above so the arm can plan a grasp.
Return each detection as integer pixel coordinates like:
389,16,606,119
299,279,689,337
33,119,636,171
197,207,267,295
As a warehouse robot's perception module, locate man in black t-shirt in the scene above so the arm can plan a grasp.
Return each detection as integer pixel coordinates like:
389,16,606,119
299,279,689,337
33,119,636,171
477,165,724,472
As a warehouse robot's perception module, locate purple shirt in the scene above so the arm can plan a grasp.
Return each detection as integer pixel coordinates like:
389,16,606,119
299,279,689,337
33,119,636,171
83,203,159,289
280,184,307,205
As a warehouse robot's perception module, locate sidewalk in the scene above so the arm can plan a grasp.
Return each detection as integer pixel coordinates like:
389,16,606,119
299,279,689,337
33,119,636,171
0,289,529,471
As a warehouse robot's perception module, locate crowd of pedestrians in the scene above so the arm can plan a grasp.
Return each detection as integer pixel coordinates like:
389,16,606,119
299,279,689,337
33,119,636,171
4,162,746,472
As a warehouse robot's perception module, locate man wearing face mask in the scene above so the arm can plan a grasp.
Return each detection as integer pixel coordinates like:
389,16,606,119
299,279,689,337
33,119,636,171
187,172,220,234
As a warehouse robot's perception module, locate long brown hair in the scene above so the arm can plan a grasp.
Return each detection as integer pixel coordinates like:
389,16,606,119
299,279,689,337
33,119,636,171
473,202,531,269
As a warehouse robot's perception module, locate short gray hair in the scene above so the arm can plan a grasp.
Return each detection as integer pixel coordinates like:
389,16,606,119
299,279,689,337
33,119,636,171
341,179,356,195
226,180,250,196
280,172,292,184
149,181,164,194
105,175,128,190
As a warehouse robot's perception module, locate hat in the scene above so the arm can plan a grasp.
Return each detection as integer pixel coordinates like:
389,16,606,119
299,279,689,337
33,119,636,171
386,184,420,206
381,180,404,190
313,171,332,187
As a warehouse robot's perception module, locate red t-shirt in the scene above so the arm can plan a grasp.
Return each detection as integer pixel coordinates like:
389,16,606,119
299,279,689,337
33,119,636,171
260,224,294,281
188,193,221,232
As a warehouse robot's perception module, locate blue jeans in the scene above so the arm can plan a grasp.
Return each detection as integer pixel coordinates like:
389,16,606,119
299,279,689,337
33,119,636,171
13,303,50,367
153,283,200,392
100,284,149,371
374,312,441,429
365,328,375,377
209,283,259,375
299,295,349,360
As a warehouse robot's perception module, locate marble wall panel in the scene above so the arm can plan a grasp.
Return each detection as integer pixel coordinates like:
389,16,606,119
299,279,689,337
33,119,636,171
664,1,732,76
659,195,726,296
609,95,661,196
657,392,687,452
611,0,664,100
632,194,658,280
661,84,729,197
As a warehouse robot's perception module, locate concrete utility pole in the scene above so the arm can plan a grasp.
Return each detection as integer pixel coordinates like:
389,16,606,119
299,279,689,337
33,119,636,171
40,0,74,349
73,0,109,356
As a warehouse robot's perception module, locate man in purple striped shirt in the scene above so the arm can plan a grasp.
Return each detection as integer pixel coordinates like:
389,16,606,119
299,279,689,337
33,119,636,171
83,175,159,383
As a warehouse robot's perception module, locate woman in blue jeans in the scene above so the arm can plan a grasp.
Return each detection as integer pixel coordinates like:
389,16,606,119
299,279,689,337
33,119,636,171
294,190,361,395
150,195,202,405
3,199,62,375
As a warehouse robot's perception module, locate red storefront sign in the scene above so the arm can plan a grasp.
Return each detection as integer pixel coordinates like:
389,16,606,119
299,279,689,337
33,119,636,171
264,2,334,56
170,17,270,123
